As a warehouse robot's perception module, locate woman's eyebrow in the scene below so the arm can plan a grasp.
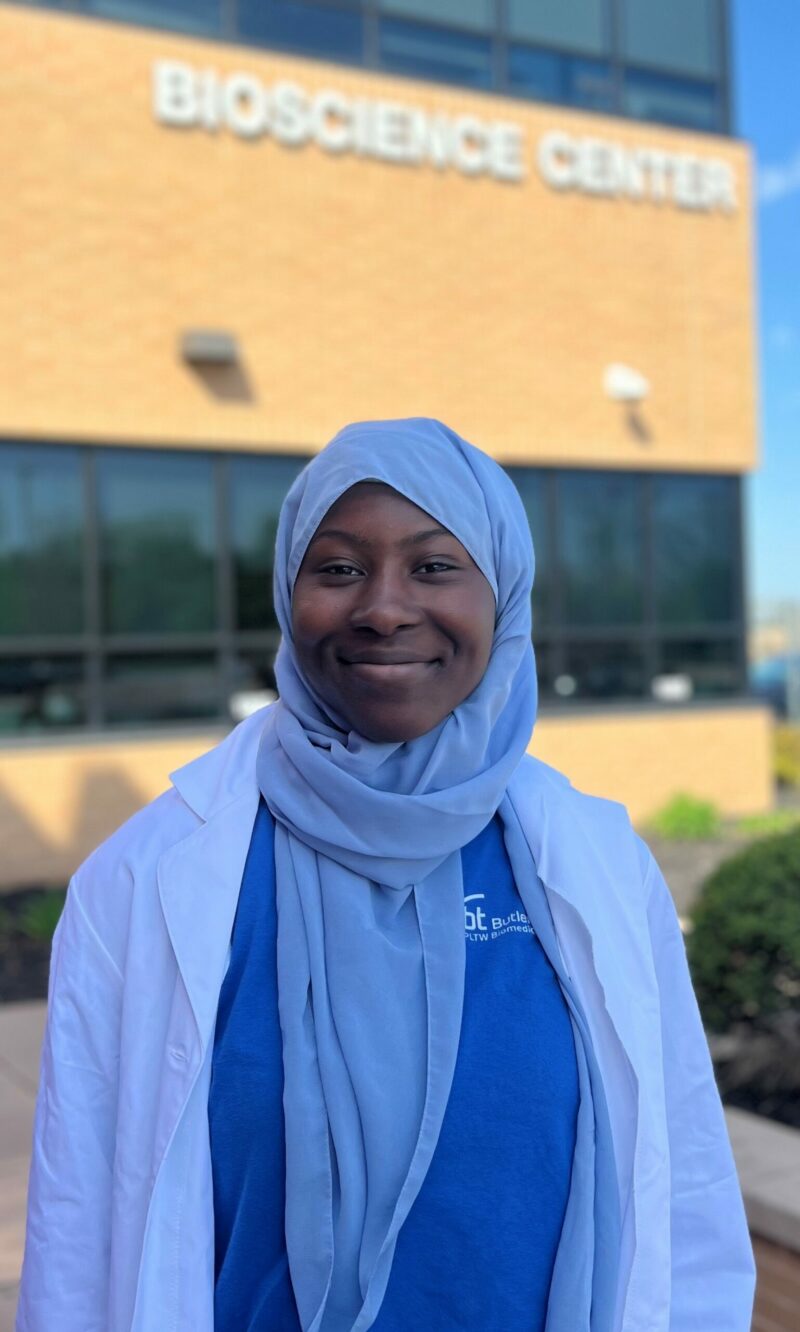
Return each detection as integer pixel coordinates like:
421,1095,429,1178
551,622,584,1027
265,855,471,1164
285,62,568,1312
309,526,455,549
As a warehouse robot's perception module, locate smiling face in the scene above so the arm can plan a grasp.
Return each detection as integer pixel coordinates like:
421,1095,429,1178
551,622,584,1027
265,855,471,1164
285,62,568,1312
291,482,496,742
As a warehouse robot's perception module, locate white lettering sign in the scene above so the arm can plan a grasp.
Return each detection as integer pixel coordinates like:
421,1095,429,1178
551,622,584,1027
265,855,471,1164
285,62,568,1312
152,60,737,211
536,129,736,212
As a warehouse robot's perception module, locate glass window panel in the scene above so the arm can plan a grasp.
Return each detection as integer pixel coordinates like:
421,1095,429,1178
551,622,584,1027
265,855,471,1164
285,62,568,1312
379,18,493,89
560,640,646,700
104,653,221,725
380,0,493,34
239,0,364,61
653,476,738,624
231,455,307,633
533,640,555,701
0,445,84,637
657,638,741,698
505,467,552,629
0,656,86,733
559,472,644,626
85,0,222,37
623,69,719,131
508,46,563,102
565,55,615,112
622,0,719,79
97,450,216,634
228,649,280,720
507,0,608,56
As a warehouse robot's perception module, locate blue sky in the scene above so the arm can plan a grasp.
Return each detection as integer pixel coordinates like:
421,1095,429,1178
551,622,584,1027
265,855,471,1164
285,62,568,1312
733,0,800,605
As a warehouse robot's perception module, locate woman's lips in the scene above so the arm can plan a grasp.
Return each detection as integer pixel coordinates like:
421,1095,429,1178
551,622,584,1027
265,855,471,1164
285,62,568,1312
341,659,438,685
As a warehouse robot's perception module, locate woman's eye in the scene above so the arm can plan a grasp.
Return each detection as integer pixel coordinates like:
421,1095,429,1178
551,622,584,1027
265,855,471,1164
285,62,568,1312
320,563,363,577
417,561,456,575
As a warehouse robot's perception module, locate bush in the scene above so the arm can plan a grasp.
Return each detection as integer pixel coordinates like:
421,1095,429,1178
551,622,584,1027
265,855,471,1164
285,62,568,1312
646,792,721,841
688,827,800,1033
775,724,800,787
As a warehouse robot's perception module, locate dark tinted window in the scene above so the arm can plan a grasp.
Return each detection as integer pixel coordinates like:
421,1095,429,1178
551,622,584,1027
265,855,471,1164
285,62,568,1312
104,653,220,724
378,18,493,88
622,0,719,78
230,455,307,633
509,47,614,111
658,637,740,697
559,472,644,626
239,0,364,60
507,0,608,56
0,445,84,637
560,640,646,699
623,69,720,131
380,0,493,33
653,476,738,624
505,467,552,629
0,655,86,733
97,450,216,634
85,0,222,36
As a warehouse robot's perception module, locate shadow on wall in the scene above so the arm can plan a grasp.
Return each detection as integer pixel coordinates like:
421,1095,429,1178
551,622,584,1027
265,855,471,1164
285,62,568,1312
0,767,149,890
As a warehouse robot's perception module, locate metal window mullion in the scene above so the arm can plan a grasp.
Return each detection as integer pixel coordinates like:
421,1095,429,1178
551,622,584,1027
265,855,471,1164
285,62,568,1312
363,0,380,69
84,446,104,730
608,0,625,116
216,453,236,723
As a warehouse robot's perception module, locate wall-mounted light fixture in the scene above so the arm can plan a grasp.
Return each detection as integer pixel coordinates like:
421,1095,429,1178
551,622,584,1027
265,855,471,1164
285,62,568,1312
603,362,650,405
180,329,240,366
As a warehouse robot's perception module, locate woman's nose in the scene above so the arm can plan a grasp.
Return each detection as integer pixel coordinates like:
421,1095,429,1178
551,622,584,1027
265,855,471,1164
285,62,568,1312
348,570,424,635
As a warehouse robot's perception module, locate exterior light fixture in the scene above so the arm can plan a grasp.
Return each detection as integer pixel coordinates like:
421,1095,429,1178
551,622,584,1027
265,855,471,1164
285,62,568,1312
603,363,650,404
180,329,240,365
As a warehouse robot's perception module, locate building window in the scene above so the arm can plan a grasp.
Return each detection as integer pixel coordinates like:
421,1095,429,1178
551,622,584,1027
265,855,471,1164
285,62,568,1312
658,637,740,699
505,467,553,630
230,454,306,634
0,444,746,730
97,450,217,635
508,46,614,112
84,0,223,37
379,0,493,35
103,652,221,725
506,0,609,58
0,655,86,734
652,475,738,624
238,0,365,61
621,0,720,79
622,69,720,132
559,471,644,627
378,18,493,89
0,445,85,637
560,639,647,700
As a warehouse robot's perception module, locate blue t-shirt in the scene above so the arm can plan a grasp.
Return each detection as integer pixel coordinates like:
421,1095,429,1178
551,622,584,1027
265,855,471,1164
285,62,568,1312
209,801,579,1331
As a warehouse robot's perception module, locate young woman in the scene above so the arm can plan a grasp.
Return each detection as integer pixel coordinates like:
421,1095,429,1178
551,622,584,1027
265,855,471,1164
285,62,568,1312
17,418,754,1331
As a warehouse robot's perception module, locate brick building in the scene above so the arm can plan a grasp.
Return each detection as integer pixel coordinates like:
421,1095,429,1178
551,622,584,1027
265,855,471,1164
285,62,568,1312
0,0,771,883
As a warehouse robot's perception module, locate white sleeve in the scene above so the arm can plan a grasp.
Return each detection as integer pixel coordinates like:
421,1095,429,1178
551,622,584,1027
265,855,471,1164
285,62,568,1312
641,843,756,1331
16,877,123,1332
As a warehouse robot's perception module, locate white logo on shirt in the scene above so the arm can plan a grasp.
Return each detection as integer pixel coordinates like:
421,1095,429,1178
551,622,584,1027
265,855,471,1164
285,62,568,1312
464,892,534,943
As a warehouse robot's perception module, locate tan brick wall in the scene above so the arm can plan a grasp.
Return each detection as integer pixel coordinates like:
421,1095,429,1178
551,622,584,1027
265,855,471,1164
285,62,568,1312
0,705,772,889
530,704,774,822
0,6,756,471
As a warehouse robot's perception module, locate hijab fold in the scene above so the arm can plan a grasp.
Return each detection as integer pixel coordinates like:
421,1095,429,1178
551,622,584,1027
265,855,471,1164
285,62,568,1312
256,418,539,1330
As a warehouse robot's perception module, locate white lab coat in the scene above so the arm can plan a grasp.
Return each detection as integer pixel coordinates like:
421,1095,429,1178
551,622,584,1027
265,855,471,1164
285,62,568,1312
16,706,755,1331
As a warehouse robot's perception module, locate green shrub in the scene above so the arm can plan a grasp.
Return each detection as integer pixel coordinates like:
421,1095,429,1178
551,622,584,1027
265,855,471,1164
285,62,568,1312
17,890,66,941
775,724,800,788
688,827,800,1032
646,792,721,841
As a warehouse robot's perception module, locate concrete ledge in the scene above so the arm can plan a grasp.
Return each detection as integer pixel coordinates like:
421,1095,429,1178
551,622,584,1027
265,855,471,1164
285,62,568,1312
726,1107,800,1252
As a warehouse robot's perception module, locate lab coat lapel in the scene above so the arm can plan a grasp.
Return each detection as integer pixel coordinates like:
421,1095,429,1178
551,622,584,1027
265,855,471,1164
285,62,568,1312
156,785,260,1059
